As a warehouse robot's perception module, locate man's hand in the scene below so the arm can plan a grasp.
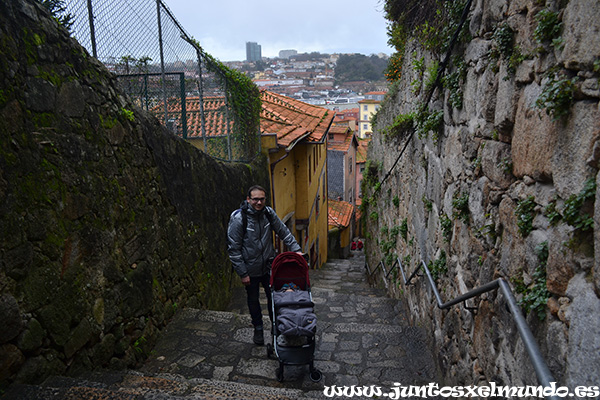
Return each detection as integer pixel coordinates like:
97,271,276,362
241,276,250,286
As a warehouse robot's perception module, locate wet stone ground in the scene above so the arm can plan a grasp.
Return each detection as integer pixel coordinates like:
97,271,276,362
140,251,440,397
3,251,441,399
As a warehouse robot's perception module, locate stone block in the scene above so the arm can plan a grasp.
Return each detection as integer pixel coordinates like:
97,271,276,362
560,0,600,70
512,83,556,182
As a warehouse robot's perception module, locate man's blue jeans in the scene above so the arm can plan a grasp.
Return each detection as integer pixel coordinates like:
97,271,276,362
245,273,273,328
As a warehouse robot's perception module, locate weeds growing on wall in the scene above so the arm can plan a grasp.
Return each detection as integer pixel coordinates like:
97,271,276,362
452,192,470,224
535,69,577,121
563,178,596,232
513,241,550,321
516,196,536,237
488,22,529,77
383,0,470,83
428,250,447,281
440,213,453,242
534,8,563,50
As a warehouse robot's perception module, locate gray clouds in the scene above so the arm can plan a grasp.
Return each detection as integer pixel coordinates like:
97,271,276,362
163,0,392,61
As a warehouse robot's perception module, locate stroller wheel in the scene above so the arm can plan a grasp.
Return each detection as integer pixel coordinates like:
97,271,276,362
276,364,284,382
266,343,274,358
309,369,323,382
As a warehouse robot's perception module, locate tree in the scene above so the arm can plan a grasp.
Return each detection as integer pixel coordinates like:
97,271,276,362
334,54,387,85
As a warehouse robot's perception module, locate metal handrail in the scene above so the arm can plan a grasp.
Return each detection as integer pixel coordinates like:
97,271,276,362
365,256,559,400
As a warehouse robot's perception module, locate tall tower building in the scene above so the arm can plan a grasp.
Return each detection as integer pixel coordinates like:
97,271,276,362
246,42,262,62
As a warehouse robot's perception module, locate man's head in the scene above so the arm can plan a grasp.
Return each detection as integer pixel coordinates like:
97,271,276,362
247,185,267,211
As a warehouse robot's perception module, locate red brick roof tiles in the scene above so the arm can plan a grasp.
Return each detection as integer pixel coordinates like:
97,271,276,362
261,90,334,149
356,137,370,164
328,198,354,229
155,91,333,150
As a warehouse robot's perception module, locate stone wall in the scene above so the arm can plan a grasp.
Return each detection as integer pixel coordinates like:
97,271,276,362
0,0,269,387
365,0,599,390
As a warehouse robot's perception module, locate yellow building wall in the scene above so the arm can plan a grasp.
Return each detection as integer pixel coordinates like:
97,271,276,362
358,101,380,138
303,142,328,269
340,225,351,249
264,138,328,269
270,148,297,223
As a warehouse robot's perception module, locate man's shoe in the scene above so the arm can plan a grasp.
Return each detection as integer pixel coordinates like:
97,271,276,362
253,326,264,345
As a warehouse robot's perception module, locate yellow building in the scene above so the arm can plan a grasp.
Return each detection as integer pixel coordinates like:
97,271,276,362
260,91,333,269
166,91,333,268
357,99,381,138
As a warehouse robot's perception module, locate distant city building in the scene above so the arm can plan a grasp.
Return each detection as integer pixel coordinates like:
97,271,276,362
246,42,262,62
279,49,298,59
358,98,380,138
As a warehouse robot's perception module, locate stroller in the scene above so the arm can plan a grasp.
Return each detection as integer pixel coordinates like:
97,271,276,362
266,252,323,382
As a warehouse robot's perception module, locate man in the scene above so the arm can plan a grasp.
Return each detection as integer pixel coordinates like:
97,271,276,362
227,185,302,345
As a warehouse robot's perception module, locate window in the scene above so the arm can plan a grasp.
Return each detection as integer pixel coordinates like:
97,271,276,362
363,114,368,120
349,157,353,173
363,124,368,130
363,105,368,111
308,155,312,183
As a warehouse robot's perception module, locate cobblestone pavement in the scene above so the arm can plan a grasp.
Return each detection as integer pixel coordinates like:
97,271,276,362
139,251,440,397
3,252,440,399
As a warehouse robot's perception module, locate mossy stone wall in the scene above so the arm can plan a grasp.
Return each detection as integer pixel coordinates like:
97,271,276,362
0,0,269,387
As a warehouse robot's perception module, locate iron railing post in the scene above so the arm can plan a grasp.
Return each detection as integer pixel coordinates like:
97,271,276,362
371,255,559,399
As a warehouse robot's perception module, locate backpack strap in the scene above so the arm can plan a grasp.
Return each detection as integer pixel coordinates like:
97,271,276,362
240,206,274,239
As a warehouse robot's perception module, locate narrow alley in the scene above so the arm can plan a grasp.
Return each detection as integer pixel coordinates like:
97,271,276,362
3,250,440,399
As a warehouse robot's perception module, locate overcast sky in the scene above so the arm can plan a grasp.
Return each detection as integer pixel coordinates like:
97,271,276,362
162,0,393,62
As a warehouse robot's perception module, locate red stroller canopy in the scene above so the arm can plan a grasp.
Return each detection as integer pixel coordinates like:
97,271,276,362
270,252,310,291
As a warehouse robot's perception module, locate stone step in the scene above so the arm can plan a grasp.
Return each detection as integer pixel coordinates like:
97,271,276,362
2,370,308,399
135,253,439,392
3,254,440,399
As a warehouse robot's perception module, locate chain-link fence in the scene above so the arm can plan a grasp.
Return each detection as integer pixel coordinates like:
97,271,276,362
63,0,261,162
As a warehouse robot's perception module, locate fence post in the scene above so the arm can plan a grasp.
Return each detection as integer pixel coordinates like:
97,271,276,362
196,51,207,151
179,73,187,138
156,0,168,126
86,0,97,58
224,79,232,161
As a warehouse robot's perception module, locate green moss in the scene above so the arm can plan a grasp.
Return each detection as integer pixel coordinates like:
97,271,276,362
100,114,118,129
30,111,57,128
38,69,62,87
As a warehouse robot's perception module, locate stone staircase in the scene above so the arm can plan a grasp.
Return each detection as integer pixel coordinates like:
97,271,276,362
3,252,440,399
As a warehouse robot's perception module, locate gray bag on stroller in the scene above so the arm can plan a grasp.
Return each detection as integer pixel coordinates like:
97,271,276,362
273,290,317,337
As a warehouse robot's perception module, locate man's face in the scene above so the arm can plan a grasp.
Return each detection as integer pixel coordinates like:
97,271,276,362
247,189,267,211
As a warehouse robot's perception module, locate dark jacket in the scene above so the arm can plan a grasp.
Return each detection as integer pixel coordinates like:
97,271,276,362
227,201,301,278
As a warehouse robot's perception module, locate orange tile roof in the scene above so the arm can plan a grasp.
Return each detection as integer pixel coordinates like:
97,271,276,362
154,92,333,149
260,90,333,150
328,198,354,229
356,137,371,163
327,128,357,152
358,98,381,104
155,96,232,138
